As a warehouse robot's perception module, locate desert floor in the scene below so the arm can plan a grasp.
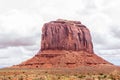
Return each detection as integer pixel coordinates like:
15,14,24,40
0,67,120,80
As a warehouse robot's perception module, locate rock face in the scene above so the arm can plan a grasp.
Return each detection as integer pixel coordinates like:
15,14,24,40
41,19,93,53
12,19,112,68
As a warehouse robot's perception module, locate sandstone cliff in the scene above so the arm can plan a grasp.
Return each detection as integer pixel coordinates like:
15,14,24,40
41,19,93,53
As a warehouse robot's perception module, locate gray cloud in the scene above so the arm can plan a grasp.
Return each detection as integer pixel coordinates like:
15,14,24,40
23,45,40,51
110,25,120,38
0,34,39,49
92,33,107,45
96,49,120,65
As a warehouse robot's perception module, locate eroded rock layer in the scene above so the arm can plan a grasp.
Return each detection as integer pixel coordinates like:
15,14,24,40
13,50,111,68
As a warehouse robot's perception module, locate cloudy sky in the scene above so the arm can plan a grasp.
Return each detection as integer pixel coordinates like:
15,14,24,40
0,0,120,68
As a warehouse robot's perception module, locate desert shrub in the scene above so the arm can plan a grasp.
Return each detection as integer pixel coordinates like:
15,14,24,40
99,73,104,75
77,75,86,78
99,74,107,79
33,78,40,80
8,76,11,79
108,75,116,80
45,71,48,74
33,78,39,80
74,74,78,76
33,77,46,80
18,76,24,80
57,76,61,79
2,76,12,80
33,76,47,80
22,71,25,74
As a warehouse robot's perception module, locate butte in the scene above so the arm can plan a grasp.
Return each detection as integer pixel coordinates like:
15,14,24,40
12,19,113,68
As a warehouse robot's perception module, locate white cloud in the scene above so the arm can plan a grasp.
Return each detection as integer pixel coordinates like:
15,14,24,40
0,10,42,48
0,10,42,36
0,9,42,67
0,46,38,67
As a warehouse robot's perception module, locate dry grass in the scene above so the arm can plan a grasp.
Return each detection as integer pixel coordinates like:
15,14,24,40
0,67,120,80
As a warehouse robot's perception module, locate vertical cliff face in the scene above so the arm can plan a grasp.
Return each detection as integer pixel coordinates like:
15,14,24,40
12,19,112,68
41,19,93,53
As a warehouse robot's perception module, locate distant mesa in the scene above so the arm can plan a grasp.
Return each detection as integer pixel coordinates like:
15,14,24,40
12,19,113,68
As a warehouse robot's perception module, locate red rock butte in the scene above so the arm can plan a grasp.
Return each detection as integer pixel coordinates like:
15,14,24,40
13,19,112,68
41,19,93,53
